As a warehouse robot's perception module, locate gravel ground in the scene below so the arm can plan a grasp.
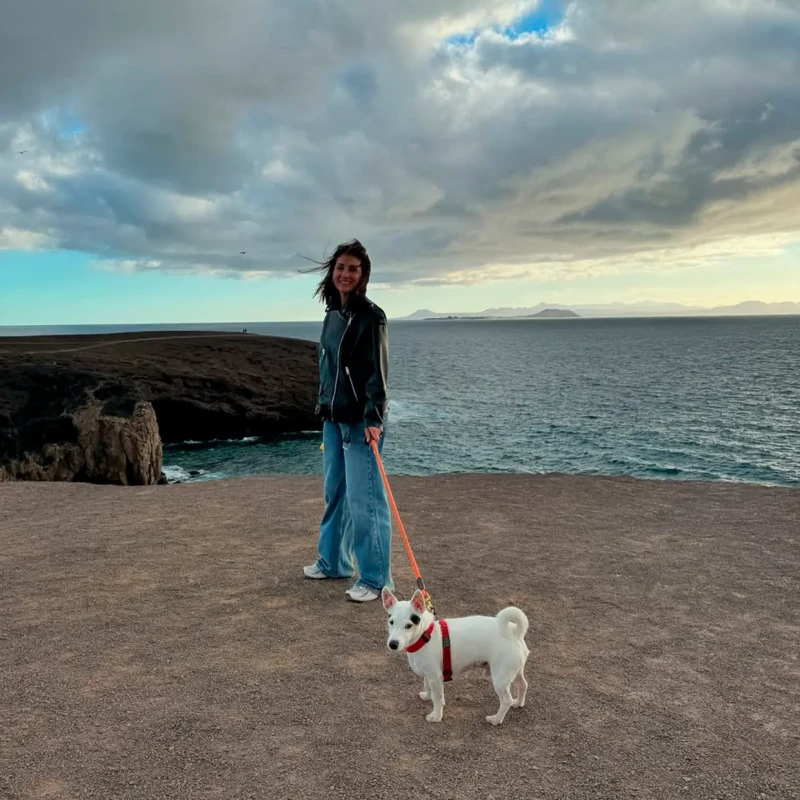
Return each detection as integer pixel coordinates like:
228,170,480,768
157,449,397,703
1,474,798,799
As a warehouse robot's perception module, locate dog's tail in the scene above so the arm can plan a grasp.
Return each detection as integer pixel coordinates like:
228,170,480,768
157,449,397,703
496,606,529,640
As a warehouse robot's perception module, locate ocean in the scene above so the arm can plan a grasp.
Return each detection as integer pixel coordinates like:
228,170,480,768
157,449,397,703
2,317,799,487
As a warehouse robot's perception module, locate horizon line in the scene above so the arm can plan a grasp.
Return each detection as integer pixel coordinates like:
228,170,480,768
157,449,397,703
2,312,800,330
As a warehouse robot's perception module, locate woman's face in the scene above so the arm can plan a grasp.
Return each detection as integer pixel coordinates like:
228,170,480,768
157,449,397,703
332,253,363,299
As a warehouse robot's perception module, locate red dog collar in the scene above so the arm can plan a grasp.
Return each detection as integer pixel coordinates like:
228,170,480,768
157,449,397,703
405,620,453,683
406,622,435,653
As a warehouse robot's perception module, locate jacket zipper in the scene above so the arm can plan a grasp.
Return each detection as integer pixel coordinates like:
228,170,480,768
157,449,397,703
331,314,353,420
345,366,358,402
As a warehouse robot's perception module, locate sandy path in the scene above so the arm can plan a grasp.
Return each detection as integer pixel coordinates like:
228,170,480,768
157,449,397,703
0,332,254,356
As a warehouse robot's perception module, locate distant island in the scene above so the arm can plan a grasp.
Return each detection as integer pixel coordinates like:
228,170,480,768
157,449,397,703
524,308,580,319
424,308,580,320
402,300,800,321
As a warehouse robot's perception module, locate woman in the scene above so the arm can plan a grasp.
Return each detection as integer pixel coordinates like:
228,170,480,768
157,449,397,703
303,239,393,603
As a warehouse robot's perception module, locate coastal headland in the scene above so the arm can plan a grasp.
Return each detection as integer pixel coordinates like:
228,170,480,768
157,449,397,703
0,332,319,484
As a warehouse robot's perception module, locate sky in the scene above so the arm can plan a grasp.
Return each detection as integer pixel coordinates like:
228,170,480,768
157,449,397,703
1,0,799,324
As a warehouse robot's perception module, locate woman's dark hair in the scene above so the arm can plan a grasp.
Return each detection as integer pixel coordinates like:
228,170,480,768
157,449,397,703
303,239,372,306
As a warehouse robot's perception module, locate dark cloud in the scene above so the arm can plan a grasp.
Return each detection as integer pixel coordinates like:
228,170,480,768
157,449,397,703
1,0,800,283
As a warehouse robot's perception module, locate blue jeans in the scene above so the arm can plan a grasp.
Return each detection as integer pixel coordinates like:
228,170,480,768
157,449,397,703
315,420,393,592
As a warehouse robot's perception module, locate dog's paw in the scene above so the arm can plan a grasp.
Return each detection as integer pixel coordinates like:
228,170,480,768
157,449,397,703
419,691,430,701
426,711,443,723
512,697,525,708
486,714,503,726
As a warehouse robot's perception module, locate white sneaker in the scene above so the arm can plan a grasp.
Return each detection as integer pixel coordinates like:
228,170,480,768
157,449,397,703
345,583,380,603
303,564,329,579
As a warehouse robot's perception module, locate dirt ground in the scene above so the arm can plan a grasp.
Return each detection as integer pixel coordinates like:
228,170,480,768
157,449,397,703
1,474,798,800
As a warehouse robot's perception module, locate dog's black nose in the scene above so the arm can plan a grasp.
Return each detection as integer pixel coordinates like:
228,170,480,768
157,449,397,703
389,641,399,650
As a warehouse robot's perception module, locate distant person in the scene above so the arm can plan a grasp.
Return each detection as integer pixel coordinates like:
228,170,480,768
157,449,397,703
302,239,393,603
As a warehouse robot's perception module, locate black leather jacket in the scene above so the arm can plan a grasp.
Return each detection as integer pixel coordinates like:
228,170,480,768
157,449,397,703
315,296,389,428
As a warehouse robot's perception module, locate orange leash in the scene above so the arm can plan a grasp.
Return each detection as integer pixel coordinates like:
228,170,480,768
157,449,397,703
370,439,436,615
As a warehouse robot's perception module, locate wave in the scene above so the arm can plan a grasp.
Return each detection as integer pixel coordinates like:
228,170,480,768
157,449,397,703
164,432,321,450
162,465,193,482
162,464,229,483
387,397,428,422
164,435,261,449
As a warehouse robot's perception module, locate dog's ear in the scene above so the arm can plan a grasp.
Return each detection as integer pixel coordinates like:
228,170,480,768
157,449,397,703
411,590,426,614
382,587,398,611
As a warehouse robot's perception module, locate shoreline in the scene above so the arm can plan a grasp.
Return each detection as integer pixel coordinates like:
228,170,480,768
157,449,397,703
160,468,799,490
158,441,800,489
5,467,800,491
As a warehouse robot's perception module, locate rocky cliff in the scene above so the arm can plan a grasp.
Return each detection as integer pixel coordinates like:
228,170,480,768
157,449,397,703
0,332,319,485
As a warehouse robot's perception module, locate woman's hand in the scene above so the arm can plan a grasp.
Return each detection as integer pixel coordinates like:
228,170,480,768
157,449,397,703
365,426,382,445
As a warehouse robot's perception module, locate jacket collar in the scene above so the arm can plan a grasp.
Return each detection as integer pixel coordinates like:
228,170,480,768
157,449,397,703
326,294,369,314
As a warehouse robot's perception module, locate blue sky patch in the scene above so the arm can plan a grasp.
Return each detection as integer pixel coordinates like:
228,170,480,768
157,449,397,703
447,0,565,47
40,108,88,139
506,0,565,38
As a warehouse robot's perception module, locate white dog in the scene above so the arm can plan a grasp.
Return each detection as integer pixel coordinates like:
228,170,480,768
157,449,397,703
381,587,530,725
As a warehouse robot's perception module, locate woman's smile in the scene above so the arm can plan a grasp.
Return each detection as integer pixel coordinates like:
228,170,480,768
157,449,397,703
333,253,363,299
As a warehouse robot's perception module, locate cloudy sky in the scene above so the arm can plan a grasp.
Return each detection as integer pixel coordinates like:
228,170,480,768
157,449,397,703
1,0,799,324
